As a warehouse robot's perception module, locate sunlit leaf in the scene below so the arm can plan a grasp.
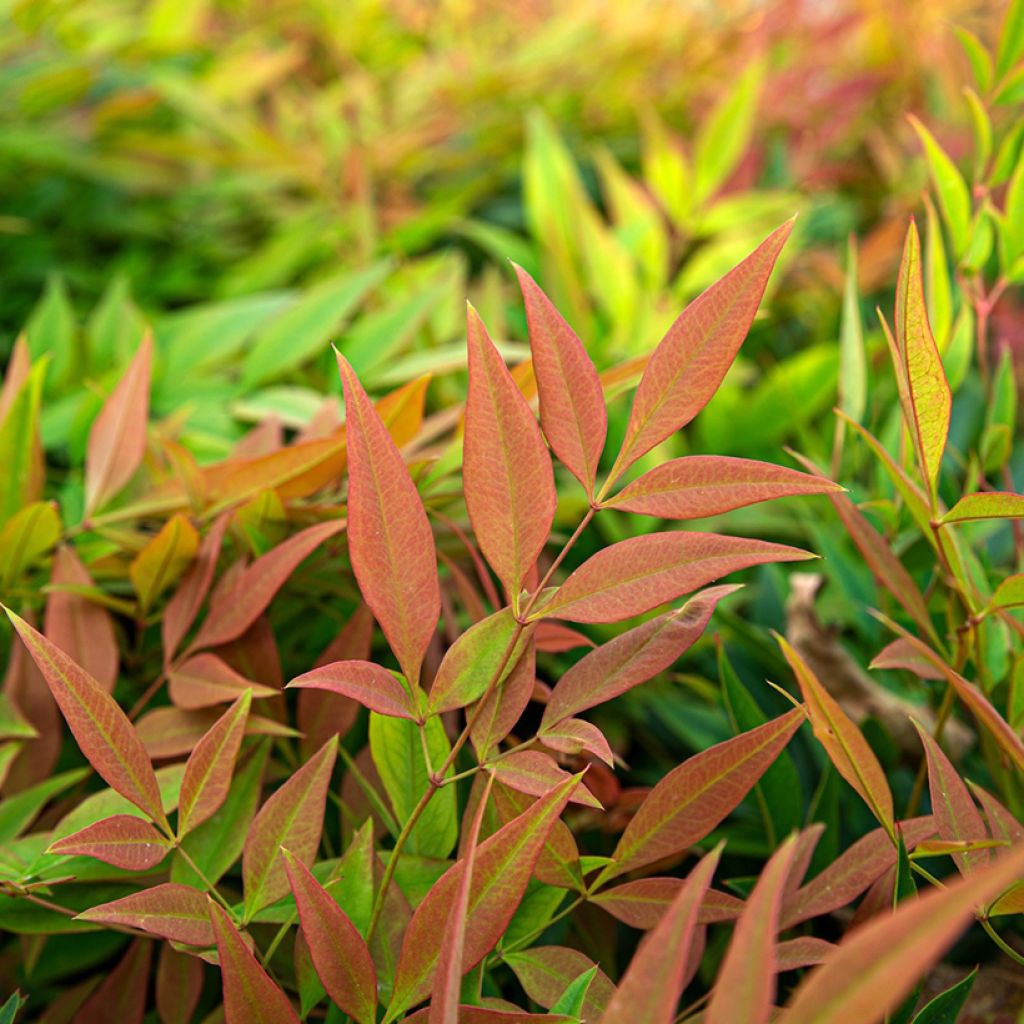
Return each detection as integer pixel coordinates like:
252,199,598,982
288,660,417,720
78,883,214,945
490,751,601,808
47,814,172,870
940,492,1024,524
130,512,199,614
908,119,971,257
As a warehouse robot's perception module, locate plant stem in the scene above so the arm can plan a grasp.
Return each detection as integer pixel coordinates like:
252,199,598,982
980,916,1024,967
175,845,237,919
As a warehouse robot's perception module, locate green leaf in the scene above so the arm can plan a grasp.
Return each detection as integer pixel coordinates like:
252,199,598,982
25,274,76,393
0,360,46,525
549,966,598,1016
996,0,1024,80
0,991,26,1024
909,118,972,258
838,237,866,422
940,491,1024,524
0,501,61,588
910,969,977,1024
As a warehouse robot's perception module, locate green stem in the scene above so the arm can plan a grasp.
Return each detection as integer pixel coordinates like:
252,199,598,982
980,916,1024,967
176,845,237,919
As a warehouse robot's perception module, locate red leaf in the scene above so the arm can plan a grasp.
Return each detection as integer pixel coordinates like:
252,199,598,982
469,636,537,757
531,532,813,623
776,937,836,971
162,513,231,665
45,545,119,692
463,306,556,607
85,333,152,514
514,265,607,498
137,706,295,760
870,638,944,680
785,842,1024,1024
406,1010,575,1024
387,775,580,1019
242,738,335,919
156,945,204,1024
4,607,168,830
606,456,842,519
284,850,377,1024
490,751,602,808
75,939,151,1024
78,883,214,946
47,814,171,870
504,946,614,1020
600,847,722,1024
191,519,345,651
169,654,277,710
0,333,29,424
287,660,417,720
337,354,440,684
706,835,798,1024
539,716,615,767
209,899,300,1024
607,220,793,482
912,721,990,874
178,691,252,837
601,710,803,881
534,622,595,653
541,585,739,728
590,879,743,929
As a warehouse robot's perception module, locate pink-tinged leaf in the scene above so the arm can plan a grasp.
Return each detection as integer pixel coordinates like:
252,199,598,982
608,220,793,482
0,333,29,424
777,937,836,971
534,622,595,652
242,738,335,919
463,306,556,607
75,939,151,1024
591,879,743,929
191,519,345,651
163,513,230,666
606,456,842,519
4,607,168,830
778,636,894,832
178,692,252,837
288,660,417,720
706,836,798,1024
780,818,936,929
784,842,1024,1024
428,776,493,1024
912,721,989,874
337,354,440,684
601,710,803,882
169,654,277,710
406,1010,575,1024
989,883,1024,916
870,638,944,679
490,751,602,808
541,585,739,729
429,608,530,713
209,899,300,1024
968,782,1024,851
941,491,1024,523
539,717,615,767
600,846,722,1024
157,944,204,1024
78,883,215,946
514,265,607,498
45,545,119,692
283,850,377,1024
387,775,580,1019
47,814,172,870
890,221,951,502
531,532,812,624
137,706,296,759
469,636,537,757
85,333,152,514
504,946,614,1021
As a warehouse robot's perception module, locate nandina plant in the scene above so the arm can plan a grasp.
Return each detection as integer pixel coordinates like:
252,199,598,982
1,210,1022,1024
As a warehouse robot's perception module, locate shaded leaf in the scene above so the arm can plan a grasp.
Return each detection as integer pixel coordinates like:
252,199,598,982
590,879,743,929
169,653,276,710
156,944,204,1024
910,969,977,1024
74,939,151,1024
0,501,60,589
505,946,614,1022
130,513,200,614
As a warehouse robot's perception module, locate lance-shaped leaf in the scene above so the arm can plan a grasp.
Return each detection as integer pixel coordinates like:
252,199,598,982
209,899,301,1024
870,638,945,679
288,659,417,720
531,532,812,624
778,636,894,833
0,358,45,525
47,814,172,870
891,222,951,502
541,585,739,728
130,513,199,614
463,306,556,605
0,333,30,423
0,501,60,588
514,265,607,498
386,775,580,1020
429,608,527,713
406,1011,574,1024
75,939,151,1024
192,519,345,651
777,937,837,971
45,544,119,693
602,710,802,882
169,653,277,710
990,573,1024,612
469,635,537,759
706,835,798,1024
600,846,722,1024
490,751,602,808
607,220,793,482
284,850,377,1024
605,456,841,519
78,883,215,945
156,945,204,1024
85,333,152,514
178,691,252,837
138,706,295,760
968,782,1024,850
908,118,971,257
784,842,1024,1024
162,513,230,665
590,879,743,929
540,716,615,767
912,721,989,875
940,492,1024,523
337,353,440,684
242,738,336,919
781,818,936,929
504,946,615,1020
3,607,168,831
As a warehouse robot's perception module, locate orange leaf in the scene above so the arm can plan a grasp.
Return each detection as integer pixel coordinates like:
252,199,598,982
169,653,277,709
287,659,418,720
78,883,214,946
